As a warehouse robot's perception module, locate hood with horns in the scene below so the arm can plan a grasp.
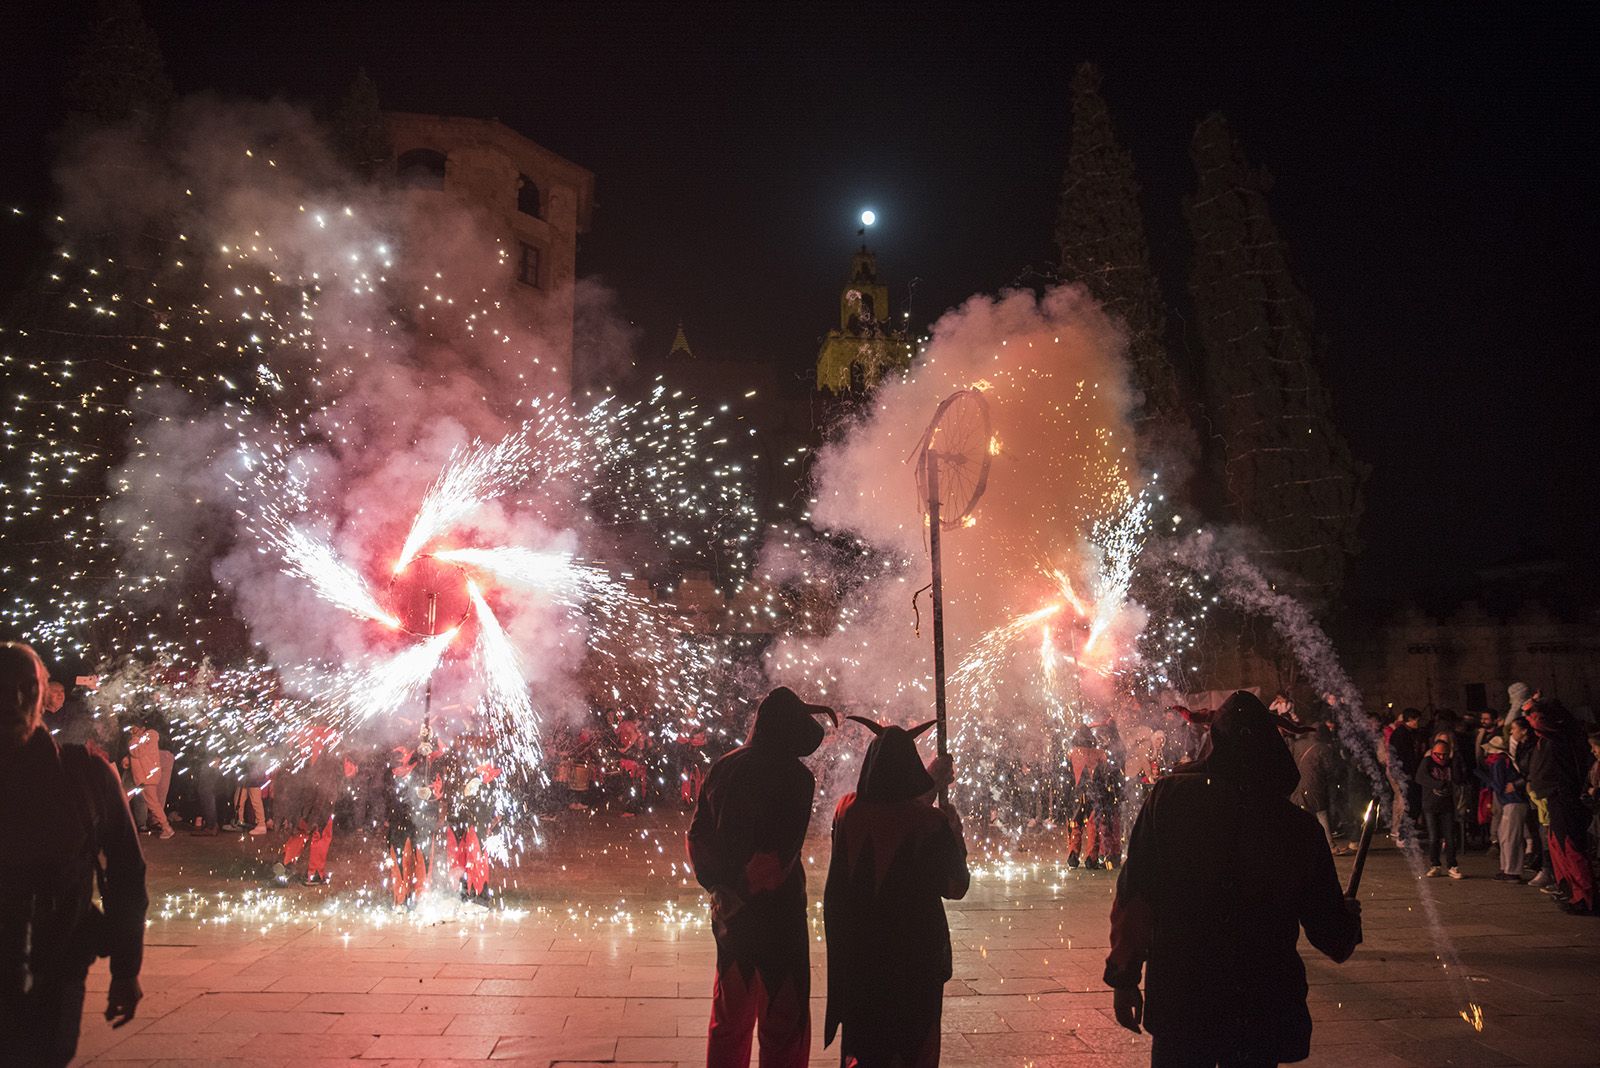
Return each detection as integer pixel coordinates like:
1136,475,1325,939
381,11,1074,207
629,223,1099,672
749,687,837,758
1188,690,1302,798
848,716,937,802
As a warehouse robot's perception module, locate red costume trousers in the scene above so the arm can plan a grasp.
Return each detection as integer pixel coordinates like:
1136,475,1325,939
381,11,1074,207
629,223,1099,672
391,837,430,906
1069,804,1104,858
447,826,490,897
282,817,333,877
706,963,809,1068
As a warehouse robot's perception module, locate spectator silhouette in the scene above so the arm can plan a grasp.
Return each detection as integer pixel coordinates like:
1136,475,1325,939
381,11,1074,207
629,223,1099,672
824,716,968,1068
688,687,835,1068
1106,690,1361,1067
0,642,148,1066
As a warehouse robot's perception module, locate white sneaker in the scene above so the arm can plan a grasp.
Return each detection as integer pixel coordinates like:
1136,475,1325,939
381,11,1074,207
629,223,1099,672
159,828,175,840
1426,866,1441,877
1529,870,1552,888
1448,867,1463,880
249,825,268,837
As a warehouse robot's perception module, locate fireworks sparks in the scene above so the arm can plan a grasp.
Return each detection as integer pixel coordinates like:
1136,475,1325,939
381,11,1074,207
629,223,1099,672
437,545,592,605
271,522,400,628
395,430,537,574
466,578,541,764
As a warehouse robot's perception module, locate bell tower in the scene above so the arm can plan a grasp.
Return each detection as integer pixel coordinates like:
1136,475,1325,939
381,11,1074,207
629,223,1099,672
815,246,912,394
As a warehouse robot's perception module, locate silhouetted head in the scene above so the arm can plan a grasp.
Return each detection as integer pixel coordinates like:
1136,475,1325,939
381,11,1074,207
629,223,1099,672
847,716,937,802
1528,698,1576,740
1199,690,1301,797
749,686,836,758
0,641,47,749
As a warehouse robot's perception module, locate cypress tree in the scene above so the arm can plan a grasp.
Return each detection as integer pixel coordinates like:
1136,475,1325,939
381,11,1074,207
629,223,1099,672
1055,63,1186,443
1185,113,1366,604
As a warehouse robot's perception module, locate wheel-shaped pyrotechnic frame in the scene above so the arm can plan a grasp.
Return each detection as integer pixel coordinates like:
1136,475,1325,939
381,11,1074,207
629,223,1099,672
910,387,993,797
914,388,992,529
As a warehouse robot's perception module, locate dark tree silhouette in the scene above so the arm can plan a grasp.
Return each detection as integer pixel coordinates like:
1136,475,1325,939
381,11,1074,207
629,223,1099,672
65,0,174,129
334,69,393,180
1055,63,1190,470
1185,113,1366,605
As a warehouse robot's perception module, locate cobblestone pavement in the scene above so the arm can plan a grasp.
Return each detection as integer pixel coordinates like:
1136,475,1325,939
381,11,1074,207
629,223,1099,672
72,812,1600,1066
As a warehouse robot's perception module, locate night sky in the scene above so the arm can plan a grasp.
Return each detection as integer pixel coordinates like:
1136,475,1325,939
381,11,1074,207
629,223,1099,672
3,2,1596,602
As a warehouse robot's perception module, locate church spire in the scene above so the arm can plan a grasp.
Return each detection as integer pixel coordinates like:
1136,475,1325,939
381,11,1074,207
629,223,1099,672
668,321,694,359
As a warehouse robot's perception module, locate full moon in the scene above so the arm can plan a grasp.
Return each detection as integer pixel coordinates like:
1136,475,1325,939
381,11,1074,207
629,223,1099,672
860,209,876,227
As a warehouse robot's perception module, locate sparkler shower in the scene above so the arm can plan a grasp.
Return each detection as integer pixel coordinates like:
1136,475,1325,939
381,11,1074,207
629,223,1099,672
759,284,1183,810
2,98,757,844
3,95,1417,846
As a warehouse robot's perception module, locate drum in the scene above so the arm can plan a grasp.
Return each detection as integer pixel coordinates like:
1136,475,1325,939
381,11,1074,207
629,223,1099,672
554,761,574,784
571,763,593,792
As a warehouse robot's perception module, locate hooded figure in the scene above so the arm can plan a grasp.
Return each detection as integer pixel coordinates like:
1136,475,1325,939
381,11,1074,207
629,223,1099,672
1105,691,1361,1067
823,717,969,1068
1526,700,1594,913
688,687,835,1068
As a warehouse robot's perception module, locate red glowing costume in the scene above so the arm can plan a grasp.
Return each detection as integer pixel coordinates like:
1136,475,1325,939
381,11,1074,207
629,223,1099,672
278,734,351,882
444,745,500,900
386,739,442,908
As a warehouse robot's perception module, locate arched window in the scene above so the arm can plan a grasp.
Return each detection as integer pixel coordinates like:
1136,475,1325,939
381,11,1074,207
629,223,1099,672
396,148,447,190
517,174,542,218
849,361,867,392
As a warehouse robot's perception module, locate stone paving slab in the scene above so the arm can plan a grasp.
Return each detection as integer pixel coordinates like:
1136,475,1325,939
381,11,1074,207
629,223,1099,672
66,812,1600,1066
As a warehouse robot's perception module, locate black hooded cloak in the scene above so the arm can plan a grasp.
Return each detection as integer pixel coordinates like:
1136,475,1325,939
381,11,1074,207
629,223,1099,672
688,688,831,997
1104,691,1360,1064
824,719,969,1068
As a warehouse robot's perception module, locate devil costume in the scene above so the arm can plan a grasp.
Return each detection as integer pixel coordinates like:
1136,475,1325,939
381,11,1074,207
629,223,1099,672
824,718,970,1068
688,687,835,1068
386,732,442,909
442,738,501,902
1105,692,1361,1067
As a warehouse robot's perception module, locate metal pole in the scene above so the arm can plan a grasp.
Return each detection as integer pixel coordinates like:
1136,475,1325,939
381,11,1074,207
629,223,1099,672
423,589,438,731
927,455,949,806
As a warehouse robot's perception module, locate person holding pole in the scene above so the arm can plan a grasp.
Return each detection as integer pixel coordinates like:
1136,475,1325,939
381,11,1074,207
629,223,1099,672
1105,691,1362,1067
824,717,968,1068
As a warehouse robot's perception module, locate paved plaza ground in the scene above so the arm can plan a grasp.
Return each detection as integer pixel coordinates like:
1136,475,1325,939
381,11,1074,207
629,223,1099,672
70,811,1600,1067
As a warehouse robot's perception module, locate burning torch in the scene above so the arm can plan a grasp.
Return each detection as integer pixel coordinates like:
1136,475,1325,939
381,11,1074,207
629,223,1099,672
1345,800,1378,899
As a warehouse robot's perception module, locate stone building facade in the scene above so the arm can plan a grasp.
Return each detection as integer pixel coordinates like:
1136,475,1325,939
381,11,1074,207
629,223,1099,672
385,112,595,391
1339,603,1600,716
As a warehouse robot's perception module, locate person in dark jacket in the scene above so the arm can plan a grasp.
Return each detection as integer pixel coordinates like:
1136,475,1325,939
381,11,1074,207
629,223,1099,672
1416,737,1463,878
1526,700,1594,914
688,687,836,1068
1,642,148,1067
1387,708,1424,842
824,718,969,1068
1105,691,1361,1067
1289,724,1339,849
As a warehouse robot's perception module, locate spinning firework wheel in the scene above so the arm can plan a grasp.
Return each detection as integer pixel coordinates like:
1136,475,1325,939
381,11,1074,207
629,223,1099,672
387,555,472,638
386,554,473,729
911,388,992,793
914,388,992,529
